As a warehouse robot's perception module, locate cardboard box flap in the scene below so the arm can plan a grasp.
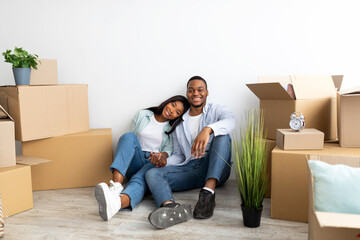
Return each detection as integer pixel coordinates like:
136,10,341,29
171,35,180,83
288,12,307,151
0,105,14,121
339,86,360,96
291,75,337,99
247,82,293,100
16,155,51,166
308,155,360,167
0,94,8,112
258,75,292,86
315,212,360,229
332,75,343,90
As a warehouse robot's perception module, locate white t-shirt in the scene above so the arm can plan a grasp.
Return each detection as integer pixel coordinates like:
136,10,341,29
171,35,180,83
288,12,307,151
138,115,168,153
188,113,203,143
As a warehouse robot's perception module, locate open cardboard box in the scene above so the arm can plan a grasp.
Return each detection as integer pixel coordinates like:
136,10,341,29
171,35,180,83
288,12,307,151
271,143,360,223
307,155,360,240
337,87,360,147
247,75,343,140
0,156,50,218
0,105,16,167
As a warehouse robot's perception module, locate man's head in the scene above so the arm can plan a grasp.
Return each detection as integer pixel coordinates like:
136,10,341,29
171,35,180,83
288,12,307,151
186,76,209,109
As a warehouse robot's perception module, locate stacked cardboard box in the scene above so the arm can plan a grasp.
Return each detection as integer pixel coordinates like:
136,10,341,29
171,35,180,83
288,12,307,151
0,59,113,217
247,75,341,199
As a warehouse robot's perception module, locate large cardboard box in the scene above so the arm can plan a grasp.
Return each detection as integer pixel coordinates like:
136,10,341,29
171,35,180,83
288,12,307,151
276,128,324,150
265,139,276,198
22,129,113,190
337,87,360,147
0,165,33,218
30,59,58,85
0,84,89,141
308,155,360,240
0,105,16,167
271,143,360,222
247,75,343,140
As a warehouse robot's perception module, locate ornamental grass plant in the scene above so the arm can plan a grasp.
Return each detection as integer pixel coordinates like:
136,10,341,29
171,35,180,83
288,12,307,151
233,109,268,210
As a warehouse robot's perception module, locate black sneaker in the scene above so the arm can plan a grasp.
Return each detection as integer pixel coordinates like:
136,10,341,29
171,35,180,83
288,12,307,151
148,202,192,229
193,189,215,219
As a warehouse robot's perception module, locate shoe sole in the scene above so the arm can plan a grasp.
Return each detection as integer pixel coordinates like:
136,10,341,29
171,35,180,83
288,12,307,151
193,203,215,219
94,183,110,221
148,203,192,229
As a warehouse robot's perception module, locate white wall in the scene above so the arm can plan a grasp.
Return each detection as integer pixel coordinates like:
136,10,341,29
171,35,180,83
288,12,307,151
1,0,360,152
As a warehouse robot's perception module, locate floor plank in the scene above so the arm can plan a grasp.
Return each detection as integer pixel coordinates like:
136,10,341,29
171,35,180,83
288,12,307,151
3,181,307,239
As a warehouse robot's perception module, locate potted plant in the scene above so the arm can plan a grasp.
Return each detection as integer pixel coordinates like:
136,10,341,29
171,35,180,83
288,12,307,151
233,108,268,228
2,47,39,85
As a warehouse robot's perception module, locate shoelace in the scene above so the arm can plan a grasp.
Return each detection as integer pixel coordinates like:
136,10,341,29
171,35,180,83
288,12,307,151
109,180,123,193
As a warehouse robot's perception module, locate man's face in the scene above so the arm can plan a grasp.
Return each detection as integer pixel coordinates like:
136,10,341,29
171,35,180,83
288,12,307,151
186,79,208,108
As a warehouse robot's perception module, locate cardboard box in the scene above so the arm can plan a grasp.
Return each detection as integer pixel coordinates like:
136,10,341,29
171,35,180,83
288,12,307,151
0,156,50,218
0,165,33,218
308,155,360,240
271,143,360,222
276,128,324,150
30,59,58,85
0,84,89,141
22,129,113,190
247,75,343,140
265,139,276,198
337,87,360,147
0,105,16,168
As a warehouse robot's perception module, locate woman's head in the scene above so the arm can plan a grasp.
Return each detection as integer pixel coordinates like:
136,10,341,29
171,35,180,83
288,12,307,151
147,95,190,134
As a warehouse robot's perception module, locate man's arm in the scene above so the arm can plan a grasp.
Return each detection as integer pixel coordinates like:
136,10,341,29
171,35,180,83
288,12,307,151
192,105,235,158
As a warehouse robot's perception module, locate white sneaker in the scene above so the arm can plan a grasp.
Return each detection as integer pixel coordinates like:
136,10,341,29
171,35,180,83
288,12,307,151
94,183,121,221
109,180,124,196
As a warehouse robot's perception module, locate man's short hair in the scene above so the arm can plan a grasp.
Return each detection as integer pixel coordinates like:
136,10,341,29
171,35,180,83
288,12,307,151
187,76,207,89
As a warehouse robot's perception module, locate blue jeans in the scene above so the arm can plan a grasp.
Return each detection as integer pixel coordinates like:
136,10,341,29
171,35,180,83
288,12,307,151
145,135,232,207
110,132,155,210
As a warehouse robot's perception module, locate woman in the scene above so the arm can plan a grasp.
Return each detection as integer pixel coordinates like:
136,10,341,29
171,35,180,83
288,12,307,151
94,95,190,221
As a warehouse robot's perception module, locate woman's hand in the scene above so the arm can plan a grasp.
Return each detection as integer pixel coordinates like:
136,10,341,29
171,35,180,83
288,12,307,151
149,152,168,168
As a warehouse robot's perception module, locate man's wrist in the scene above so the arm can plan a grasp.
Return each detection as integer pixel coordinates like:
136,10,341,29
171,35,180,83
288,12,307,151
204,126,213,135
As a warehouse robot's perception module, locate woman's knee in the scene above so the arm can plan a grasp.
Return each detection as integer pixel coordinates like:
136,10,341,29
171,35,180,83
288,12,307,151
120,132,137,141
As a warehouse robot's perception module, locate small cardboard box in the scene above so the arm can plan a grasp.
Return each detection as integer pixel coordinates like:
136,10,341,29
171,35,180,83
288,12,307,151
276,129,324,150
30,59,58,85
0,165,32,218
0,84,89,142
265,139,276,198
0,105,16,168
308,155,360,240
22,129,113,190
0,156,50,218
271,143,360,223
337,87,360,147
247,75,343,140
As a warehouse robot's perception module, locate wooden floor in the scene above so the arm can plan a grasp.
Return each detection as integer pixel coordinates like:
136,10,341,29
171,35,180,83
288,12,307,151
3,181,307,239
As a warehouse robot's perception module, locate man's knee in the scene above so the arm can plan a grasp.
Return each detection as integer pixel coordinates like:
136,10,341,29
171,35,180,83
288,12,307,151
121,132,137,141
145,168,159,184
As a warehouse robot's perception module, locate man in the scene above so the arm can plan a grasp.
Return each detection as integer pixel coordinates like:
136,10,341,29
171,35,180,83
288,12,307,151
146,76,235,229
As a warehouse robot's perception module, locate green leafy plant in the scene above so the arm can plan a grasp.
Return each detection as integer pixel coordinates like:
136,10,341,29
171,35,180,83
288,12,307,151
2,47,39,69
233,109,268,209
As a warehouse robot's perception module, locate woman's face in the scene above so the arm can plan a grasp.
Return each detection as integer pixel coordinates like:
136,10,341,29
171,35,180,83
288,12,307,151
162,101,185,120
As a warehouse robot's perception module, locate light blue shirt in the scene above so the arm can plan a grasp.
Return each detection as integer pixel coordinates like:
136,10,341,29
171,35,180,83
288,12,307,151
129,109,172,156
166,103,235,166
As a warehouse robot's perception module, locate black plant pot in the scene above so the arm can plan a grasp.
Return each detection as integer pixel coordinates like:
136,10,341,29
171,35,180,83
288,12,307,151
241,204,263,228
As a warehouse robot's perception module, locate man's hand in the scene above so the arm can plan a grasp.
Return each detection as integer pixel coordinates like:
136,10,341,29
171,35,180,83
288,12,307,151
149,152,168,168
191,127,213,159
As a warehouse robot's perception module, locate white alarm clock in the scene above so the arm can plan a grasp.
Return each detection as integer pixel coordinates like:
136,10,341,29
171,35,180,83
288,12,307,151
289,112,305,131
